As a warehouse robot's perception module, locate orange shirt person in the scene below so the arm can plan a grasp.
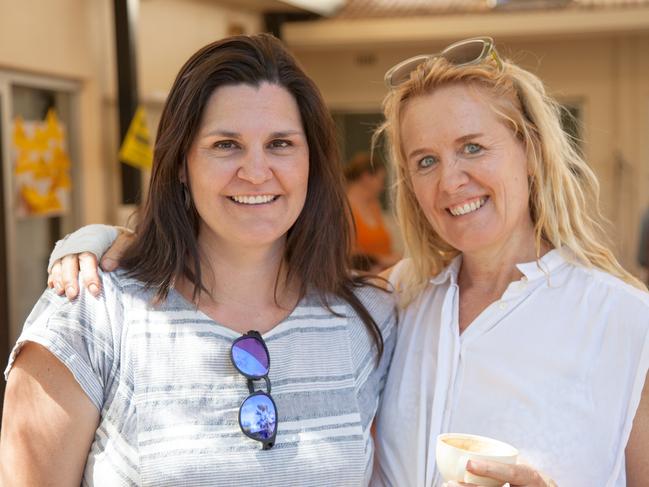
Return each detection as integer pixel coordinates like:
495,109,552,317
351,204,392,258
344,153,399,271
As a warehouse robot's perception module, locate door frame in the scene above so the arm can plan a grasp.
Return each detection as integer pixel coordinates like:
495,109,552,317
0,71,80,421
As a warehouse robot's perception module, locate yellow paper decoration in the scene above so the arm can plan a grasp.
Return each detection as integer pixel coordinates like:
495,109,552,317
12,109,71,217
118,106,153,169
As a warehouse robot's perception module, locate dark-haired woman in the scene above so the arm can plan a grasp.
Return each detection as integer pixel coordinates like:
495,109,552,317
0,34,395,486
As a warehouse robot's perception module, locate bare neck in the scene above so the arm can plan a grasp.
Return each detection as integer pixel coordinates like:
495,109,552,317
459,247,532,295
177,237,300,333
459,216,544,286
456,226,549,332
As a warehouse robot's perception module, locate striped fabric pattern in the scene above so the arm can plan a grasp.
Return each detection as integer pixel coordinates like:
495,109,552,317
6,271,396,487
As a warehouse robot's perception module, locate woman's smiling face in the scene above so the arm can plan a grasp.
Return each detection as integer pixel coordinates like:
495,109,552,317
400,83,533,256
186,82,309,254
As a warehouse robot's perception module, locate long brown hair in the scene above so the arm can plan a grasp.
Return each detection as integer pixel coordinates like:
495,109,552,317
120,33,384,355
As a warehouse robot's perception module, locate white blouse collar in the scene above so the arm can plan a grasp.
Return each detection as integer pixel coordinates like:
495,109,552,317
429,247,569,285
429,254,463,285
515,248,570,281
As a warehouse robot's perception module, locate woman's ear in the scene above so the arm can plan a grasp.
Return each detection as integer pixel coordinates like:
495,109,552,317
179,159,188,184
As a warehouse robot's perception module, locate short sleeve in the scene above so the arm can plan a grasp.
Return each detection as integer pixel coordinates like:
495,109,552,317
609,295,649,483
4,271,125,411
348,286,397,431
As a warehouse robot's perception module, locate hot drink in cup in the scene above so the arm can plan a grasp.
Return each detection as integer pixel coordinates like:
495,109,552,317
436,433,518,487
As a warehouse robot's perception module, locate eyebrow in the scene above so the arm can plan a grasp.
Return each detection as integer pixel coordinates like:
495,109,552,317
406,132,485,160
201,129,304,138
456,132,484,143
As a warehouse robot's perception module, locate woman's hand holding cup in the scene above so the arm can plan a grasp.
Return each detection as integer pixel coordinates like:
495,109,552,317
436,433,518,487
437,433,556,487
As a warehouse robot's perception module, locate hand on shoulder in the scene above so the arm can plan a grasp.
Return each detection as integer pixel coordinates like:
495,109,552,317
47,225,134,300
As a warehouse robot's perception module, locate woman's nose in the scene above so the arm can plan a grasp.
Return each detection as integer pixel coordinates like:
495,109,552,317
237,150,272,184
437,158,469,194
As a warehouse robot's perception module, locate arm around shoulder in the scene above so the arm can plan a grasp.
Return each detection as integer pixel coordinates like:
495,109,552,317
0,342,99,486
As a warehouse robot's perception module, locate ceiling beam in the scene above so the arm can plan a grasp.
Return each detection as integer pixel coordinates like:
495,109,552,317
278,0,346,16
283,7,649,49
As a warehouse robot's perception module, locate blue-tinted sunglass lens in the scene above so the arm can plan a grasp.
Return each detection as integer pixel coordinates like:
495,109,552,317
240,394,277,441
232,337,269,377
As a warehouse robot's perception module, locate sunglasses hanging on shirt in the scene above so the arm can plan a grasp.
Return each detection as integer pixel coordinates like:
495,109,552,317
230,330,278,450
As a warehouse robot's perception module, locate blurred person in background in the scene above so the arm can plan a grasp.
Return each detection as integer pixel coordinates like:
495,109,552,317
0,33,395,486
345,152,400,272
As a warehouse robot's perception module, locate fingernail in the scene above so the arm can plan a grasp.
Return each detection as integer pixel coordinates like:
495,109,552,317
89,284,99,296
55,283,63,294
65,286,76,298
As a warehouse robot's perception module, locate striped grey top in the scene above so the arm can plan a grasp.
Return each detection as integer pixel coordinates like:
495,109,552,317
6,270,396,486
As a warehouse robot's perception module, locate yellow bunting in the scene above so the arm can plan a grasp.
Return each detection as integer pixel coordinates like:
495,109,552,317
118,106,153,169
12,109,71,217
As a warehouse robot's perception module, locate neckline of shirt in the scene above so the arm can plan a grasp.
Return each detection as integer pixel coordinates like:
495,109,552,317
166,287,315,340
429,247,569,286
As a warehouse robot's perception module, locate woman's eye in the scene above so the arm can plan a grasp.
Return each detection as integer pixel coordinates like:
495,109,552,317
213,140,238,150
417,155,438,170
463,143,483,155
269,139,291,149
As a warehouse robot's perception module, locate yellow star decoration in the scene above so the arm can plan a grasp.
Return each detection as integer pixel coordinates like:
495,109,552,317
13,109,71,216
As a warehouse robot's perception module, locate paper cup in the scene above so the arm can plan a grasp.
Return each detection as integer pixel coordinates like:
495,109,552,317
436,433,518,487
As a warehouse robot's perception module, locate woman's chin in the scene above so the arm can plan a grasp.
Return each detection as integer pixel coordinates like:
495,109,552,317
445,233,503,256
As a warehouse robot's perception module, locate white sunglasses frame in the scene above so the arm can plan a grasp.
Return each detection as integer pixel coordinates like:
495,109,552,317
384,36,503,89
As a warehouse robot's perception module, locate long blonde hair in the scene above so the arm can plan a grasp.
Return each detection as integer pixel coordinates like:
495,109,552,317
376,55,646,305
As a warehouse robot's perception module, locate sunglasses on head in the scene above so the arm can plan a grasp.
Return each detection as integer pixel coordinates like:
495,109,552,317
384,36,503,89
230,330,278,450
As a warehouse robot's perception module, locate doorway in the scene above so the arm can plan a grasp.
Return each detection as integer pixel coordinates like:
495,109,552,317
0,72,81,421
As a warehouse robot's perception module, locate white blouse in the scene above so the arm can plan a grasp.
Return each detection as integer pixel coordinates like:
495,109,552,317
372,249,649,487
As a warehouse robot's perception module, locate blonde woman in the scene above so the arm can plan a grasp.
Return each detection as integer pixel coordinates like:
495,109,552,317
373,37,649,486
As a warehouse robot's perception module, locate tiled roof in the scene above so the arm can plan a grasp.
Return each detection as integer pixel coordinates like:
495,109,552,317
333,0,649,18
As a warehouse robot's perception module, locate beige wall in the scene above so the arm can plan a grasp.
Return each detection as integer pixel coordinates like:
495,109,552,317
291,33,649,274
0,0,101,78
139,0,262,99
